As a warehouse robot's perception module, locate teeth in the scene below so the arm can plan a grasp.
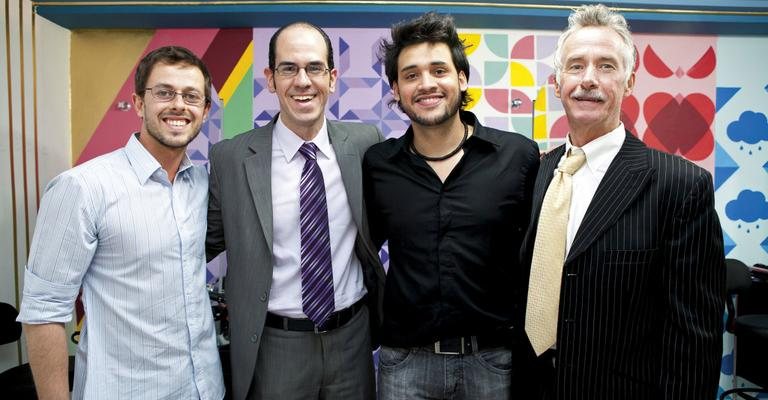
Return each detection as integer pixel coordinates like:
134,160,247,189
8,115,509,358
167,119,187,127
417,96,441,104
293,95,314,101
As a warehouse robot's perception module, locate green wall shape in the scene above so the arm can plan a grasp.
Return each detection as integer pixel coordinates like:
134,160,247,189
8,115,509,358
223,67,254,139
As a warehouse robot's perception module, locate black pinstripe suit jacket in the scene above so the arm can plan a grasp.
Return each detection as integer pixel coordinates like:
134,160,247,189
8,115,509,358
520,131,726,399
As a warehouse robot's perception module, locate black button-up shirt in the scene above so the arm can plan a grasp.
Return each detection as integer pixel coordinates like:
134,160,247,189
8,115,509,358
363,111,540,347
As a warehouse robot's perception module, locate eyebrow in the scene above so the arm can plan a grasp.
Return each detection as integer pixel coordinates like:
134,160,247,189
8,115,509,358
399,61,450,73
565,54,620,64
151,83,203,92
277,60,325,66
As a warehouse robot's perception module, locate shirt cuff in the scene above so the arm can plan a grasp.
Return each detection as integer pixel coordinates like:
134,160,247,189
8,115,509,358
17,268,80,324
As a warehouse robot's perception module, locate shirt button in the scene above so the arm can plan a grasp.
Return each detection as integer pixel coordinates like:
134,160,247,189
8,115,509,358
250,334,258,343
260,292,267,302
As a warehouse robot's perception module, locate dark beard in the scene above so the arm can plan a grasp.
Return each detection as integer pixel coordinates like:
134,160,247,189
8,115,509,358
144,124,199,149
401,94,461,127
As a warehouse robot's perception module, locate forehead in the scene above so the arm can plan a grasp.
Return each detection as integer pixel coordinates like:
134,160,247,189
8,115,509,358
562,26,625,60
398,42,453,69
145,62,205,89
275,25,329,61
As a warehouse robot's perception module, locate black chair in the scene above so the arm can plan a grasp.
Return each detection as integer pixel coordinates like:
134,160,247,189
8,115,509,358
0,303,77,399
0,302,37,399
720,259,768,400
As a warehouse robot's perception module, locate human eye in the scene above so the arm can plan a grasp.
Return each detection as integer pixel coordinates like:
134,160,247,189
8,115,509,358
306,63,325,75
153,87,175,99
182,91,203,104
434,67,448,76
277,64,298,76
402,71,417,81
600,63,617,71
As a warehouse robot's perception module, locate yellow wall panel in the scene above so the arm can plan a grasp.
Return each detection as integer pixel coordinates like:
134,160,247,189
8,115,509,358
71,30,153,161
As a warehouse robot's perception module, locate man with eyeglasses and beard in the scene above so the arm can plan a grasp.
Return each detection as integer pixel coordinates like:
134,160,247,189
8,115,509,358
363,12,540,400
206,22,385,400
18,46,224,399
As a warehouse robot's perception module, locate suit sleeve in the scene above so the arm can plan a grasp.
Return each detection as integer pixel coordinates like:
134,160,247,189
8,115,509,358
374,125,385,143
659,169,725,399
362,150,386,251
206,144,226,262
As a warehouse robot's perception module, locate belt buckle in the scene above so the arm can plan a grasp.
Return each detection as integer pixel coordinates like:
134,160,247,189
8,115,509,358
314,313,337,334
434,337,464,355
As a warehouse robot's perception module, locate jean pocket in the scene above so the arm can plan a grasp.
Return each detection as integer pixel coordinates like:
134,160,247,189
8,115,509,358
378,346,413,369
473,348,512,374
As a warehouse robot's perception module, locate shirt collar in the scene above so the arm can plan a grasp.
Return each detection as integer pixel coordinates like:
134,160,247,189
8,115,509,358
565,123,625,174
385,111,497,159
274,116,332,163
126,133,194,184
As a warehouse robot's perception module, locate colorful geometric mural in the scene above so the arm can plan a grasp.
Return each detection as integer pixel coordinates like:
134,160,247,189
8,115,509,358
71,27,768,398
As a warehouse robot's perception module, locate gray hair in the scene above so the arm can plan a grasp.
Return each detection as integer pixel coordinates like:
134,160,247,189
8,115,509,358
553,4,635,85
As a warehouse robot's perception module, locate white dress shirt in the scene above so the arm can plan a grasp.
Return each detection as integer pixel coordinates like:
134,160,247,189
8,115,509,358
18,133,224,400
268,116,366,317
563,124,626,255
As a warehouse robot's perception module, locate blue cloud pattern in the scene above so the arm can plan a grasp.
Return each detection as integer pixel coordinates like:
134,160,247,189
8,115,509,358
726,190,768,222
727,111,768,144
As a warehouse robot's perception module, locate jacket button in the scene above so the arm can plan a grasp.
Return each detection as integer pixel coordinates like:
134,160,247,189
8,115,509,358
250,334,258,343
260,292,267,302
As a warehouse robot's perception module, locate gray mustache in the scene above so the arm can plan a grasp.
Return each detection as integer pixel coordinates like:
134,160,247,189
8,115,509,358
571,91,605,101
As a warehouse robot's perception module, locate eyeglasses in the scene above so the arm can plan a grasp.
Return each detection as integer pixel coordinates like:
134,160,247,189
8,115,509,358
274,63,330,78
142,86,208,106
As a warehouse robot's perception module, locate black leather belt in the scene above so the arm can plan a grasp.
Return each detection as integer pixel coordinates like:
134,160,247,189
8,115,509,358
429,334,508,355
264,297,366,333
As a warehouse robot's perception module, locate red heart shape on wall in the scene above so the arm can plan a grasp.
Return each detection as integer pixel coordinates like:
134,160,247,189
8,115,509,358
620,95,639,135
643,92,714,160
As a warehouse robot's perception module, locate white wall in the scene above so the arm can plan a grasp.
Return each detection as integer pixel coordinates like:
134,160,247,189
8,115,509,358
0,0,71,371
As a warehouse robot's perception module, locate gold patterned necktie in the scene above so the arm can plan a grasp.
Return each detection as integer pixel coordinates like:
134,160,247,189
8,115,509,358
525,148,587,356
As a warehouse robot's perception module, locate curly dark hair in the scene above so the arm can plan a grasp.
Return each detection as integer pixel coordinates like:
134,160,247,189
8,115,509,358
379,12,472,109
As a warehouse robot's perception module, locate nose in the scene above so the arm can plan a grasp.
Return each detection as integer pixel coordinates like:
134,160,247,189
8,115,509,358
294,67,312,87
169,92,187,109
580,65,598,89
418,72,438,90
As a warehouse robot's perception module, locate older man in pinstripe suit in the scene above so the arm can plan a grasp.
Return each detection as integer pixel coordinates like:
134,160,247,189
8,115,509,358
520,4,726,399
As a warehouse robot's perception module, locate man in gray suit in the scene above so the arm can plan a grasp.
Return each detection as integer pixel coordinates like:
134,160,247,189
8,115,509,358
206,22,385,400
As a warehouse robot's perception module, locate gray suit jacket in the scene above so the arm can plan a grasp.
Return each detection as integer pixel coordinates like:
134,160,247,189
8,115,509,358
206,117,386,400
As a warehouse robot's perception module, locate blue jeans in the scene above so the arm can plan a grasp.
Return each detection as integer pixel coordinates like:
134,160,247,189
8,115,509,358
377,345,513,400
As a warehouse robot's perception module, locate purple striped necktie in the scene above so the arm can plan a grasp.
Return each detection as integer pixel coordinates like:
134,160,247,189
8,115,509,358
298,142,335,326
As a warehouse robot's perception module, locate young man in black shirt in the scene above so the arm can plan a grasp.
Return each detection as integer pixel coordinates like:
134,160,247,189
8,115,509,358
363,12,540,400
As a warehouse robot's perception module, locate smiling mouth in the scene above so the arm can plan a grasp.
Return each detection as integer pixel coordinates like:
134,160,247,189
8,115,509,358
292,94,316,103
415,94,443,106
163,117,190,128
576,98,603,103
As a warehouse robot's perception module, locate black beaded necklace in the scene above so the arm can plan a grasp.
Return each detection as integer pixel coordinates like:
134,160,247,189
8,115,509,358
409,120,468,162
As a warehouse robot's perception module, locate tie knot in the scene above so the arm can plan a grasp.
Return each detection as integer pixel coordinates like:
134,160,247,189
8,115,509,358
559,148,586,175
299,142,319,161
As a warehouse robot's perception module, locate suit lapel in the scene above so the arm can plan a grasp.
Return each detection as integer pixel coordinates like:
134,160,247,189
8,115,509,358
329,122,364,229
245,122,275,251
533,146,565,223
565,132,654,264
521,146,564,264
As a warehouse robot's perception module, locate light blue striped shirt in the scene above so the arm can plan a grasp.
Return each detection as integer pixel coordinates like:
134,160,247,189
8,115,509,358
18,134,225,400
